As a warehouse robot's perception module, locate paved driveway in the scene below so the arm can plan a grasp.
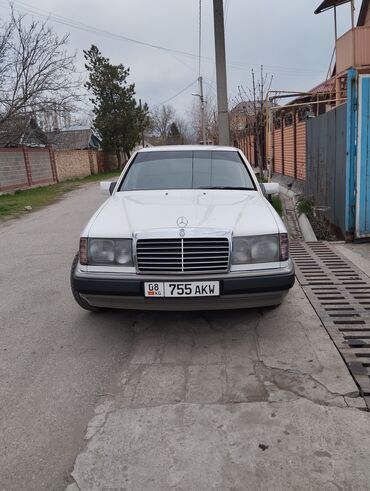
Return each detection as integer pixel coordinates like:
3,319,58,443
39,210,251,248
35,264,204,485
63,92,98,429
0,183,369,491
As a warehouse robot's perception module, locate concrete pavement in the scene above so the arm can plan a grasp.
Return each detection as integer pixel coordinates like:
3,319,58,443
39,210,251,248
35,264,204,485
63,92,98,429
0,183,369,491
67,276,369,490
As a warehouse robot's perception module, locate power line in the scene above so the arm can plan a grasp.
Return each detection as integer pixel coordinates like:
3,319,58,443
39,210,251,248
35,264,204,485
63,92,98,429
2,0,200,60
1,0,326,77
151,79,198,109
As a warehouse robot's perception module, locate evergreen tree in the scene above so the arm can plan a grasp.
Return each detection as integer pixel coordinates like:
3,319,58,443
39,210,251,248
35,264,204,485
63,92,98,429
84,45,148,167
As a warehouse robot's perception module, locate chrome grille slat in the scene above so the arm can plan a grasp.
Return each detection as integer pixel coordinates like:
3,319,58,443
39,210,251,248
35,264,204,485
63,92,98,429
136,237,230,274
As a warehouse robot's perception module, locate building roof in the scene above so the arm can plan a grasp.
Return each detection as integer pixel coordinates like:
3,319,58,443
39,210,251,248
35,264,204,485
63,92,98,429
314,0,351,15
0,114,47,147
309,76,336,94
46,127,101,150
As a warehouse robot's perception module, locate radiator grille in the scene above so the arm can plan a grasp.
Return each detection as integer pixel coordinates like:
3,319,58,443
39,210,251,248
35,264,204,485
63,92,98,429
136,237,230,273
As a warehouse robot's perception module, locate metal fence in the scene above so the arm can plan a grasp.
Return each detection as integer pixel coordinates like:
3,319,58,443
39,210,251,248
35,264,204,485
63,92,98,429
306,103,347,236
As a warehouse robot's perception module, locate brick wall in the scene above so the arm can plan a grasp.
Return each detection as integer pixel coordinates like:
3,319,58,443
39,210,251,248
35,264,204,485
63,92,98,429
273,115,306,181
0,147,56,193
54,150,92,181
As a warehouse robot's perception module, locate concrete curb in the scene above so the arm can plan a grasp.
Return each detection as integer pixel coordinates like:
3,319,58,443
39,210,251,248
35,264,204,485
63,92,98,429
298,213,317,242
278,183,317,242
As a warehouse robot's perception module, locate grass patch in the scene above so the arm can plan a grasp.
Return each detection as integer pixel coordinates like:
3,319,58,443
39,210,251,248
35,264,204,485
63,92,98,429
297,198,314,218
271,195,283,217
0,170,121,219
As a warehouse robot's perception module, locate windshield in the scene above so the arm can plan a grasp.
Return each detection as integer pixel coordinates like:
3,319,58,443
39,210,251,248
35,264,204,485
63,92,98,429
119,150,256,191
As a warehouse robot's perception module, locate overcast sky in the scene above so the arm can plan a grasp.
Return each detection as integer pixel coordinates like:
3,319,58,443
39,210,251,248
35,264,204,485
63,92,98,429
0,0,361,120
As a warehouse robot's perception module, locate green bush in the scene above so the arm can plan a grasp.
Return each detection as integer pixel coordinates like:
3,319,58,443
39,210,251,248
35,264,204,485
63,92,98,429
297,198,314,218
271,196,283,217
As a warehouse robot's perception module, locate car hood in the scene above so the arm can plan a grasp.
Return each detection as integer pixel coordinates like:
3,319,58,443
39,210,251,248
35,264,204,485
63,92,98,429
86,190,283,238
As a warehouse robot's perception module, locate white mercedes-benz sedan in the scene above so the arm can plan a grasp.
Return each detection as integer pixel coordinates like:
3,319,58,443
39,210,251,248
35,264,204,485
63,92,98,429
71,146,294,311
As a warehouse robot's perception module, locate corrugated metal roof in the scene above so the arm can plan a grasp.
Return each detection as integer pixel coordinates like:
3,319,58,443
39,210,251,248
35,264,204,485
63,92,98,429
314,0,351,14
46,128,101,150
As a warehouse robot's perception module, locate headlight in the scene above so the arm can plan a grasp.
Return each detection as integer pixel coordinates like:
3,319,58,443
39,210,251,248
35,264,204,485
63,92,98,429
232,235,280,264
85,238,133,266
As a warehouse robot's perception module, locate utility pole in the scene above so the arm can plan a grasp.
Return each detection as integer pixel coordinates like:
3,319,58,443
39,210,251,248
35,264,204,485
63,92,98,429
139,99,145,148
192,77,207,144
213,0,230,146
199,76,207,144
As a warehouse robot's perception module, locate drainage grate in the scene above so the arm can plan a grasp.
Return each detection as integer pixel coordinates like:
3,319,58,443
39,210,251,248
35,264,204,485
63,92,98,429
291,241,370,408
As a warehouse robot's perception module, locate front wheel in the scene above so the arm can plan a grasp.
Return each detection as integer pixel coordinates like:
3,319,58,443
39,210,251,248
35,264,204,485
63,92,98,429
70,253,106,312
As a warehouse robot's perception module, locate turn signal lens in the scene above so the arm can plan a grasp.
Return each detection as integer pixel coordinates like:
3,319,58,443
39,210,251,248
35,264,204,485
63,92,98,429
279,233,289,261
79,237,88,265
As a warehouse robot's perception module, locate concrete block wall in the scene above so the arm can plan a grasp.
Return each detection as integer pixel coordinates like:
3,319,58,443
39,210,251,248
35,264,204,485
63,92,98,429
28,149,53,183
0,150,29,191
0,148,56,192
54,150,92,182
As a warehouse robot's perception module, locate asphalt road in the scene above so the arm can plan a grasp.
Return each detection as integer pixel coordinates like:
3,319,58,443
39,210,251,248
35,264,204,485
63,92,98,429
1,183,368,491
0,184,135,490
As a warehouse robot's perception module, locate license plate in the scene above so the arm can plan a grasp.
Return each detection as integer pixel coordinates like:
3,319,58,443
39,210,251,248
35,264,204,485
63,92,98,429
144,281,220,298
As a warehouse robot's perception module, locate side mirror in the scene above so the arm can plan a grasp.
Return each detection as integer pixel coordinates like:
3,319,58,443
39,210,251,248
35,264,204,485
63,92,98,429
100,181,117,196
260,182,279,195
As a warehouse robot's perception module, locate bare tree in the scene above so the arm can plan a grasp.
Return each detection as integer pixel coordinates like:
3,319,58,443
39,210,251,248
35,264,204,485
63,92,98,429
173,117,191,144
0,7,80,128
188,96,217,144
149,105,176,143
233,66,273,176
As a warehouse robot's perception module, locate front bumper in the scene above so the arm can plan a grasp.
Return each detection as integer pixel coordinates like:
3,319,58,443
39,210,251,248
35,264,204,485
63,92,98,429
72,260,295,311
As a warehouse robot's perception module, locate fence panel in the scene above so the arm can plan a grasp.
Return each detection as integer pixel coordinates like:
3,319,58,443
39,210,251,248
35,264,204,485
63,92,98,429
28,149,54,184
306,103,347,235
296,122,306,180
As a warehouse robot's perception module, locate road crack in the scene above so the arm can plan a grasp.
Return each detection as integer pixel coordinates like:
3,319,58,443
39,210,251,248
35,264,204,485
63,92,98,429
254,360,353,409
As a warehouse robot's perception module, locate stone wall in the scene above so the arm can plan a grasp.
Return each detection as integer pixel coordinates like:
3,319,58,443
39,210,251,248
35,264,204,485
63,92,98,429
54,150,92,182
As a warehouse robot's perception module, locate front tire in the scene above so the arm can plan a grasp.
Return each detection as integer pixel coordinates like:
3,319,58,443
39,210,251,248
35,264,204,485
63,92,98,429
70,253,106,312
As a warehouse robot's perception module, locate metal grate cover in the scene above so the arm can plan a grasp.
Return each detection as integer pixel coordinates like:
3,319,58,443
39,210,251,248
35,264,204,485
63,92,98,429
136,237,230,274
291,241,370,408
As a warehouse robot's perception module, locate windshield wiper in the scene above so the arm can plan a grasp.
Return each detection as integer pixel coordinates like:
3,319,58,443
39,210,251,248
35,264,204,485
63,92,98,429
201,186,255,190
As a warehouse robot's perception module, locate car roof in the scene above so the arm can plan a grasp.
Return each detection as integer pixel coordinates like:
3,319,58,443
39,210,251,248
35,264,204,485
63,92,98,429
138,145,239,153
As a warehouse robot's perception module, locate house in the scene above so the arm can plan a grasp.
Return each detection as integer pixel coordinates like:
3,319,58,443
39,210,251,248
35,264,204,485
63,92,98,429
0,114,48,148
46,126,102,151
